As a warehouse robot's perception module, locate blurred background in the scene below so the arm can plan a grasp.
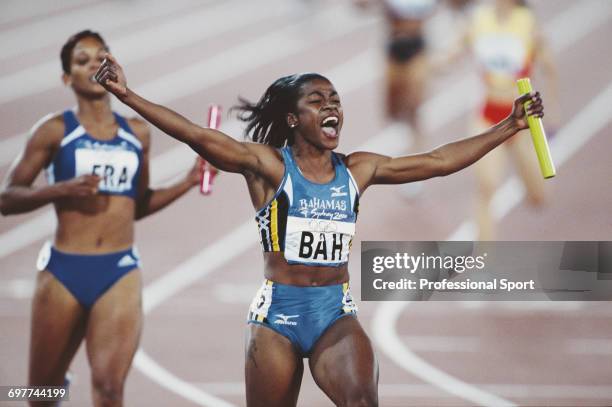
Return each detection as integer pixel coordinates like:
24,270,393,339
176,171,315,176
0,0,611,405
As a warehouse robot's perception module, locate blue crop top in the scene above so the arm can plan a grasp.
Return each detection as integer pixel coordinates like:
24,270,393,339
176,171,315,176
46,110,143,199
255,146,360,267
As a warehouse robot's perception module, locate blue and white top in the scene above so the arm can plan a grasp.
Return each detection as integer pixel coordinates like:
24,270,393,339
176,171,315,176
46,109,143,199
255,146,360,267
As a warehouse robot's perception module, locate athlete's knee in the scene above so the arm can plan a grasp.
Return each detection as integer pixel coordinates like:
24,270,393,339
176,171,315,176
343,391,378,407
337,385,378,407
91,375,124,406
477,178,496,201
526,186,546,207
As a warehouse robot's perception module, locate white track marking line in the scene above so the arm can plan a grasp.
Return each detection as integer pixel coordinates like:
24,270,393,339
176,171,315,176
567,339,612,355
141,221,255,313
372,75,612,407
133,352,236,407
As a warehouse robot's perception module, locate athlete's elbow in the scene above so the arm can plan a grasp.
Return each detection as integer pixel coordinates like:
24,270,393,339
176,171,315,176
427,150,453,177
0,192,15,216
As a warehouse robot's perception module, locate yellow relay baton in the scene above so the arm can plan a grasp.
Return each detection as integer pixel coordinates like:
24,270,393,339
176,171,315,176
517,78,556,179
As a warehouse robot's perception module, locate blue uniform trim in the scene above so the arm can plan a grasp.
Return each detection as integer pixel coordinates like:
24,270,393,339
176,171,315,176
36,242,141,309
247,280,358,356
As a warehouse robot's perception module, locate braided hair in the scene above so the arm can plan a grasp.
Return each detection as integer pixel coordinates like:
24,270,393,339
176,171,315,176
233,73,330,147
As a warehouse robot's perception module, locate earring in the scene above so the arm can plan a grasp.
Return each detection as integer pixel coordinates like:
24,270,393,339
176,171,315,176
290,124,297,128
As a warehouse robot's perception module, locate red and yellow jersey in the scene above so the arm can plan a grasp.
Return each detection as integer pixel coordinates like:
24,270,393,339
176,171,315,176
469,4,536,95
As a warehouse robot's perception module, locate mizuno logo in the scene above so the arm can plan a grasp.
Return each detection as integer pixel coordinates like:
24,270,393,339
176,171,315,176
330,185,347,197
117,255,137,268
273,314,299,326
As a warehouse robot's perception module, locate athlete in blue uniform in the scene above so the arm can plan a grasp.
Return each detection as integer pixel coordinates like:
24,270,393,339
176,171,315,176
96,54,543,406
0,31,201,406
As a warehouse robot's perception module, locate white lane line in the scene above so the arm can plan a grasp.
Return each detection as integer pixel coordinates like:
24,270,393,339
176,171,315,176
133,352,236,407
567,339,612,355
0,278,35,299
141,221,255,313
0,4,378,259
213,283,261,304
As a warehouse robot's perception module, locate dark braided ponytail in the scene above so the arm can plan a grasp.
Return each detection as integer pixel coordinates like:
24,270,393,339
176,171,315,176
233,73,330,148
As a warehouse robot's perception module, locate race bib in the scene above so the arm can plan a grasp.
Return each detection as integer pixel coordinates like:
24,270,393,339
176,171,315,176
75,148,139,193
284,216,355,265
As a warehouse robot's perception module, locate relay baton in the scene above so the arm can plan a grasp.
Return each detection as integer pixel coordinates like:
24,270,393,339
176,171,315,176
517,78,556,179
199,105,221,195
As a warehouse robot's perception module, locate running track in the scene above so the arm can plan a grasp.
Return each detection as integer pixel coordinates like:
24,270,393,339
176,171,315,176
1,1,611,406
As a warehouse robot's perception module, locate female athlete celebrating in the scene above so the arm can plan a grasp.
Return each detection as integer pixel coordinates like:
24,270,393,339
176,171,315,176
95,54,543,406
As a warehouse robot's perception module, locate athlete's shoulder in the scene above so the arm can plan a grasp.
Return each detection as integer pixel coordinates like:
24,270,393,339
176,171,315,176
343,151,384,167
125,116,150,149
29,112,65,146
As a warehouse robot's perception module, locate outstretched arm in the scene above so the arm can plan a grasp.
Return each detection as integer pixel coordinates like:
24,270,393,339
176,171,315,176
95,54,261,175
347,92,544,192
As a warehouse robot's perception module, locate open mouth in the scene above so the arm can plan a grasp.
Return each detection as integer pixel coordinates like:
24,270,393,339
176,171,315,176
321,115,339,138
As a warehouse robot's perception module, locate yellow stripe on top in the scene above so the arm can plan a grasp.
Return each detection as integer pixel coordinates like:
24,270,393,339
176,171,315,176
270,199,280,251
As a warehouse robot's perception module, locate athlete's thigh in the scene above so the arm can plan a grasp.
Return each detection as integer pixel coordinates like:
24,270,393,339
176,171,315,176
245,323,304,407
508,130,545,203
85,269,142,382
386,61,411,117
309,316,378,406
404,53,428,108
473,119,508,193
29,270,87,387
